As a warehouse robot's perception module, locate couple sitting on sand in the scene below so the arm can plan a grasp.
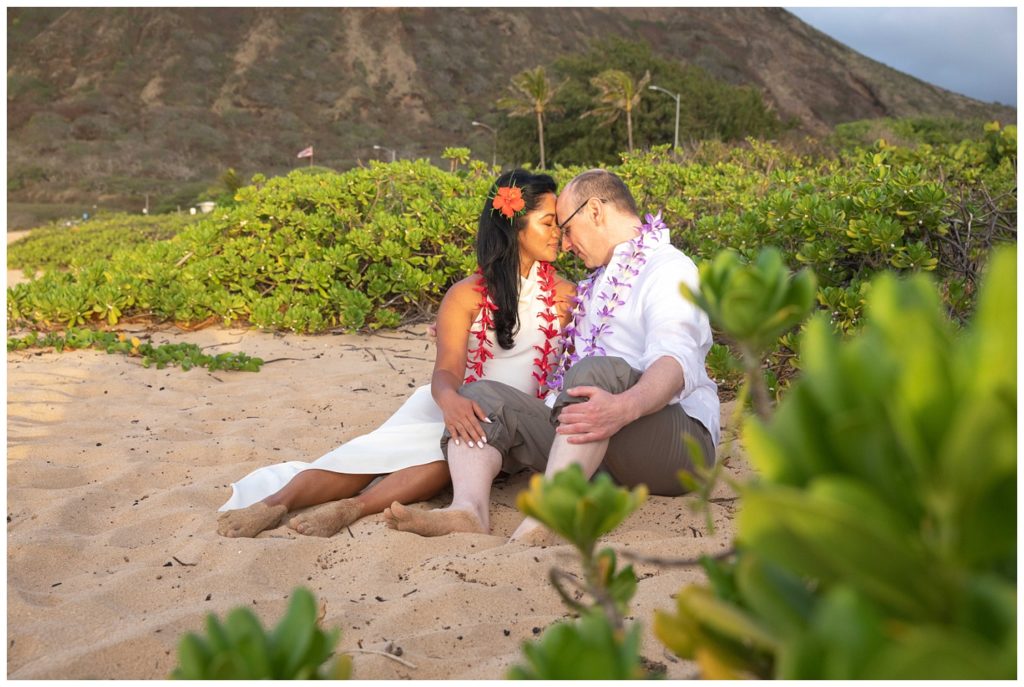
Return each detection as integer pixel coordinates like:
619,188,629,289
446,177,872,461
218,168,720,543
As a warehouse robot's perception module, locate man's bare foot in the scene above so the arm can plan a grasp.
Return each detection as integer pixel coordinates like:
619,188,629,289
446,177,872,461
288,499,364,537
383,502,487,536
217,502,288,538
509,517,560,546
510,525,561,547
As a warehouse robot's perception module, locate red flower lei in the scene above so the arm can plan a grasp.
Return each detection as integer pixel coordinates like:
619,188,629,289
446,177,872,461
465,261,560,399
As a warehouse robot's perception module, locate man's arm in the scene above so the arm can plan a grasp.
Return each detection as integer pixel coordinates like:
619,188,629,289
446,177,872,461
555,355,683,444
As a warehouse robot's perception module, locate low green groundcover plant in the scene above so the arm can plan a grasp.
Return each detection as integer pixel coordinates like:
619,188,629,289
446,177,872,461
8,328,263,372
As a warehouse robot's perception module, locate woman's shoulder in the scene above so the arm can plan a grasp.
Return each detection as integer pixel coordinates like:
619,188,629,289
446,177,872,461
442,273,484,307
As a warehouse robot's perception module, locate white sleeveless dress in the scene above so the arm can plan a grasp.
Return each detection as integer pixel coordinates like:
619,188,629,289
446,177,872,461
219,262,558,511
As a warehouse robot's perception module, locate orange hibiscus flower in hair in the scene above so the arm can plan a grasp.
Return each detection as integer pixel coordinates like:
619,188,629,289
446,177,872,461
493,185,526,219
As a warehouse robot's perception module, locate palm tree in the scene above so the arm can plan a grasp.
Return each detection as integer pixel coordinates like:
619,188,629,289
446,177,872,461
497,66,565,169
581,69,652,153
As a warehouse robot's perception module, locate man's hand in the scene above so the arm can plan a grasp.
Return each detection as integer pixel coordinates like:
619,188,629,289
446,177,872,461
555,386,638,444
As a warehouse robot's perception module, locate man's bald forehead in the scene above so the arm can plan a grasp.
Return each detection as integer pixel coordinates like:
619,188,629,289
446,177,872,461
566,169,638,216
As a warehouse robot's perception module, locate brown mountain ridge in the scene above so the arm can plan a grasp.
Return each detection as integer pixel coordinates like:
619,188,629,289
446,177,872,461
7,7,1015,213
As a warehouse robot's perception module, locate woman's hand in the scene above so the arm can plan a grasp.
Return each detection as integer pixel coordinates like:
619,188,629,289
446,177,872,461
431,276,495,448
437,388,490,448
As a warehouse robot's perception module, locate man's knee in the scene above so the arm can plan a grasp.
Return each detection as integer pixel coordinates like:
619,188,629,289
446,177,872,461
563,356,637,393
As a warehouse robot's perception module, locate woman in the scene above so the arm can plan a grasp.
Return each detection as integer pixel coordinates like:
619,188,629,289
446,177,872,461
217,170,575,538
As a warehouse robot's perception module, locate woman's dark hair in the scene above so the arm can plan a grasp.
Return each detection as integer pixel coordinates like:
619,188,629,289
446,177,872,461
476,169,557,349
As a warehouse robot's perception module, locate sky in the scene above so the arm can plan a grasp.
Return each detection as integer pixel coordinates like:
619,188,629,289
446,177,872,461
785,7,1017,107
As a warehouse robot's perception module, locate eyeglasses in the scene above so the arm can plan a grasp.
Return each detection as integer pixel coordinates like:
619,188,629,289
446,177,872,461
557,197,605,232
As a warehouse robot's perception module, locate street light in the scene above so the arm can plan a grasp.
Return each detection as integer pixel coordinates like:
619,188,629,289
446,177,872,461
372,144,397,162
648,84,680,150
471,120,497,168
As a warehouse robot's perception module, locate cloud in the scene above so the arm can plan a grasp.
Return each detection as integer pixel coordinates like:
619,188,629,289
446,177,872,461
787,7,1017,106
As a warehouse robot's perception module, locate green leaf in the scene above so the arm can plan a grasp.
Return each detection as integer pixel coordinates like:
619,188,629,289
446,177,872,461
734,552,814,636
674,585,779,652
507,611,646,679
270,589,318,677
738,478,943,619
516,465,646,556
775,587,887,679
171,634,211,680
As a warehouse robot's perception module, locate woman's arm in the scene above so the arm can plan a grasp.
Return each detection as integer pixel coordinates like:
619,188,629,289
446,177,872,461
554,276,577,329
431,277,490,447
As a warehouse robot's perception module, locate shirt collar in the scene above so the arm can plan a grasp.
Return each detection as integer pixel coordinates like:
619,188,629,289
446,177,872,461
608,225,669,263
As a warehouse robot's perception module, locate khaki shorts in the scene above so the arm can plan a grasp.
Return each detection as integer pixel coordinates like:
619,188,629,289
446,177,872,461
440,356,715,496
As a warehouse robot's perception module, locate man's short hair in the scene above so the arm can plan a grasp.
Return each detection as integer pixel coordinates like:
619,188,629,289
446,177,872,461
568,169,639,217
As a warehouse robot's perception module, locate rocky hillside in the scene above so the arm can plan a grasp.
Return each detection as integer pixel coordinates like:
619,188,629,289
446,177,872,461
7,7,1015,215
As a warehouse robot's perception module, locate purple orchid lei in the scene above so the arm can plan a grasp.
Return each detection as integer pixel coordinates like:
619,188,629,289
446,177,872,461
546,211,667,393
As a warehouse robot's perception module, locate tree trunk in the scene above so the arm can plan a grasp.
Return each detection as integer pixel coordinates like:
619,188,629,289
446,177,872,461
626,106,633,153
536,108,546,170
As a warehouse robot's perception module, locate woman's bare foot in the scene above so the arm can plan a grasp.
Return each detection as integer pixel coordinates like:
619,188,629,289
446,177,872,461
288,499,365,537
383,502,487,536
217,502,288,538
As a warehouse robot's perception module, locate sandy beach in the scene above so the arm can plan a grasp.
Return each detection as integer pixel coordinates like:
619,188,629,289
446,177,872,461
7,313,748,679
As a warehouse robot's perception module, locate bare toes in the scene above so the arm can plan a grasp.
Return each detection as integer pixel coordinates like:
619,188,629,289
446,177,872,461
286,500,363,538
386,503,486,537
216,503,287,538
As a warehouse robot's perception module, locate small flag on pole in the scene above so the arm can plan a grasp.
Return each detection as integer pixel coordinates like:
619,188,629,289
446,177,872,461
296,146,313,158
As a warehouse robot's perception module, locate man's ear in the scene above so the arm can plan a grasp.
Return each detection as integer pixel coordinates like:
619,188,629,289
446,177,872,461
588,197,605,228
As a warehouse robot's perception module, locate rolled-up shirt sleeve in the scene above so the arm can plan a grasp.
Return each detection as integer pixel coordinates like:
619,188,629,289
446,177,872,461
637,252,712,404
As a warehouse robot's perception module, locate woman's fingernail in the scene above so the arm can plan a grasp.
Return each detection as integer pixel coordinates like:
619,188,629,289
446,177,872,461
483,417,493,423
468,441,475,448
454,439,460,446
481,436,488,444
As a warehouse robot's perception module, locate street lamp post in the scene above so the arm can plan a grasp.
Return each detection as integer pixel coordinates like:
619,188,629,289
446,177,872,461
471,120,498,168
372,144,397,162
648,84,681,150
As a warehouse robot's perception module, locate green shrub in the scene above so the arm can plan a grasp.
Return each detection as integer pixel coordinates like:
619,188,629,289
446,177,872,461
829,116,990,149
508,609,646,680
509,465,650,679
171,587,350,679
8,122,1013,357
7,212,195,274
656,247,1016,679
509,244,1014,680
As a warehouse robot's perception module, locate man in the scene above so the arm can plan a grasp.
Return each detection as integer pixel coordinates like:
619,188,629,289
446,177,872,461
385,169,720,541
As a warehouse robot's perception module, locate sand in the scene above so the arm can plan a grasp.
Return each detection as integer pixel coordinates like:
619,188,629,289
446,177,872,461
7,315,750,679
7,229,31,288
